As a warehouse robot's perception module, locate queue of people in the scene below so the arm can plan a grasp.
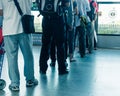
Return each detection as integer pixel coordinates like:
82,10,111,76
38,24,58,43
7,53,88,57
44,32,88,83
0,0,98,91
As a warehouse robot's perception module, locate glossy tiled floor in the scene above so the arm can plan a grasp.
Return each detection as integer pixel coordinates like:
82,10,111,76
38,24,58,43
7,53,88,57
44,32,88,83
1,46,120,96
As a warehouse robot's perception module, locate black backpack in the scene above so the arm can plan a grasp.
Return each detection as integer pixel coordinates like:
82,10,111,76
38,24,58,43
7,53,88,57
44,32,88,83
36,0,62,16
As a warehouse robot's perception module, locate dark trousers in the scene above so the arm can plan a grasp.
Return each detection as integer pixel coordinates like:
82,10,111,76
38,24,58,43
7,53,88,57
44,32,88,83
39,16,67,72
76,25,86,56
64,29,75,59
50,37,56,63
50,29,74,63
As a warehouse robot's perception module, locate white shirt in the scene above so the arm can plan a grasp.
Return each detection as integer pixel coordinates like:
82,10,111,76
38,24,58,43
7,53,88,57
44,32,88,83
83,0,91,23
75,0,91,27
75,0,84,27
0,0,32,36
83,0,91,14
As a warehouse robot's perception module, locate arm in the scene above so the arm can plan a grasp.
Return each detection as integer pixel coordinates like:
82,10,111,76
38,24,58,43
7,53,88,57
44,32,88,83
73,0,79,15
0,10,3,16
67,0,74,30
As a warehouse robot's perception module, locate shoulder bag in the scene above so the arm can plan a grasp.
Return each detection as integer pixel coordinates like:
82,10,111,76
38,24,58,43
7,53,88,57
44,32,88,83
13,0,35,34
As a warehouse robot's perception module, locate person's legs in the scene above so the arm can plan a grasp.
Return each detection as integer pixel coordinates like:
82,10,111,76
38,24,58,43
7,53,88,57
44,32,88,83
74,27,78,50
54,17,68,74
77,26,86,57
18,33,34,80
68,29,76,61
19,33,38,87
50,38,56,67
86,22,94,53
39,18,52,73
4,35,20,89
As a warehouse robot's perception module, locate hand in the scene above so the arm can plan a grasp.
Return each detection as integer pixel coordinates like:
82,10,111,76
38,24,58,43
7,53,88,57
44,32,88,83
67,25,73,31
80,16,87,25
80,16,86,22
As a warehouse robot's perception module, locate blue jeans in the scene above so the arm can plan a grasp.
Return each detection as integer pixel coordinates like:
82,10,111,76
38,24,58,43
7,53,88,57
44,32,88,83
4,33,35,86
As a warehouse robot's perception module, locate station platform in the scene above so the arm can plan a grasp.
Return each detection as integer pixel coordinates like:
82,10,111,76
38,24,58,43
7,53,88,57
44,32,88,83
0,46,120,96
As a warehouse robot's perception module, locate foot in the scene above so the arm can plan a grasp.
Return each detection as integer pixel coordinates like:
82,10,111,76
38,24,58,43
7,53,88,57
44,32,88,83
26,79,38,87
50,62,56,67
89,51,92,54
69,54,75,62
81,54,85,58
9,85,19,91
70,58,76,62
94,47,97,50
59,70,69,75
65,62,68,67
0,79,6,90
40,70,46,74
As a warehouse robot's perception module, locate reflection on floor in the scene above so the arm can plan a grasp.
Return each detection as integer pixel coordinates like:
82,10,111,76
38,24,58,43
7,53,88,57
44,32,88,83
1,46,120,96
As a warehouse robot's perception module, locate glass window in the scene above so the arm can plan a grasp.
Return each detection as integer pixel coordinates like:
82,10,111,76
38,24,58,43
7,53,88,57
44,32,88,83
97,0,120,2
98,2,120,35
31,11,43,33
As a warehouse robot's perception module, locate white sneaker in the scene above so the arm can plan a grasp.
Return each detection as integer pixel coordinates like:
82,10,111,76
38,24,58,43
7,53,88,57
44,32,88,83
9,85,19,91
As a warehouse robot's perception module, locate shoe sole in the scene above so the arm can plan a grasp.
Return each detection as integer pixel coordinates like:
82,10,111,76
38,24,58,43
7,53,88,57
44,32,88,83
26,83,38,87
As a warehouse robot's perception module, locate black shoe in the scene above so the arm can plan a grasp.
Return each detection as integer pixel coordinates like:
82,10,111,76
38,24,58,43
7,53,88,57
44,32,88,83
81,54,85,58
40,70,46,74
94,47,97,50
59,70,69,75
65,62,68,67
0,79,6,90
89,51,92,54
70,58,76,62
26,79,38,87
50,62,55,67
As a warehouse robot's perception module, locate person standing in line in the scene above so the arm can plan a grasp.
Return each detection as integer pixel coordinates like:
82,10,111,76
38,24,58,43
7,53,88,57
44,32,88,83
36,0,70,75
49,37,56,67
90,0,98,50
73,0,79,50
65,0,76,62
86,0,98,52
0,0,38,91
49,0,74,66
84,0,95,54
74,0,88,58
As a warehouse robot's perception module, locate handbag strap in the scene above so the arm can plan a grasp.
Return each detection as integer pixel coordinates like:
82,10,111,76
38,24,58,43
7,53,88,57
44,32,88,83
13,0,23,16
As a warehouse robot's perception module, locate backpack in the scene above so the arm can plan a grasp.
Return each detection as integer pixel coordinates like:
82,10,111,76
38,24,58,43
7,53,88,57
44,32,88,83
36,0,61,16
87,1,96,21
